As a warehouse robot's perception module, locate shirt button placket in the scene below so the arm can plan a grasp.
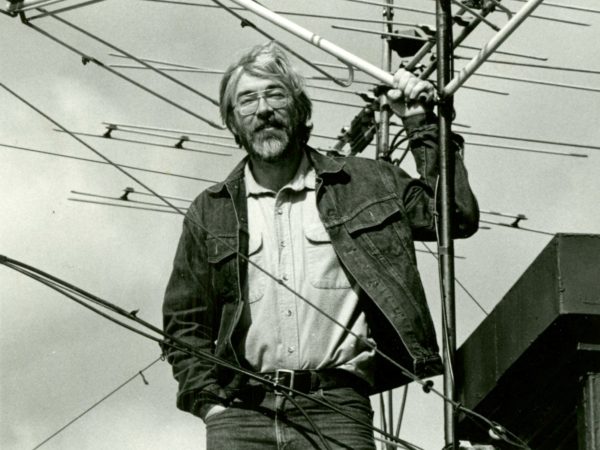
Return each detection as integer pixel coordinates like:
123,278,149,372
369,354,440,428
276,194,299,367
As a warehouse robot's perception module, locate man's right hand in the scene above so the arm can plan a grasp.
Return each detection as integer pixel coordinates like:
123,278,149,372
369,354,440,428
387,68,436,119
204,403,228,420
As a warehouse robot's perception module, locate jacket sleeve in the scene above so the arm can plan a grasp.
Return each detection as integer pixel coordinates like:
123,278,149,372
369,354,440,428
162,202,228,420
400,113,479,241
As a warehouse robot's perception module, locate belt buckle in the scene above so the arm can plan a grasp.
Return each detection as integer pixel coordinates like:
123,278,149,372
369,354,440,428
273,369,295,395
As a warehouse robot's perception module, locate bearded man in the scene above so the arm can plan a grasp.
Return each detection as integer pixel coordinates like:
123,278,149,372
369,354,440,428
163,41,479,450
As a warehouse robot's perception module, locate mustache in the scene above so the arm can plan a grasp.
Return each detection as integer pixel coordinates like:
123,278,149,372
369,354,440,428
254,119,285,132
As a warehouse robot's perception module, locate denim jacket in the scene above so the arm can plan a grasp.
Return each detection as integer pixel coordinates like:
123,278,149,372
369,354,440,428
163,115,479,419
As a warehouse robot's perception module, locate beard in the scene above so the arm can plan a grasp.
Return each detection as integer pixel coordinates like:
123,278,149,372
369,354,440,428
237,119,295,163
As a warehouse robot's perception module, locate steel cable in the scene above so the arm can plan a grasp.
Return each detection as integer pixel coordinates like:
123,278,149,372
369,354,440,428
31,357,163,449
0,255,420,449
18,12,224,130
1,81,528,448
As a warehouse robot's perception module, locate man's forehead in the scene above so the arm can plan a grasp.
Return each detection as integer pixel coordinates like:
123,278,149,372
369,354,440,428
234,72,285,98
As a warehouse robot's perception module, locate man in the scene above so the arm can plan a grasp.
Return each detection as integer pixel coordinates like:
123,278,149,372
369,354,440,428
163,41,478,449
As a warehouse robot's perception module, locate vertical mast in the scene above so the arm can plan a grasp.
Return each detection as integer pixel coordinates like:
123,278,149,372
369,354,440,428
376,0,393,160
380,5,394,446
436,0,457,448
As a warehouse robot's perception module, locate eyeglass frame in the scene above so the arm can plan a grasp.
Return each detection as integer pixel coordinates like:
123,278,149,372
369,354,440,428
233,87,290,117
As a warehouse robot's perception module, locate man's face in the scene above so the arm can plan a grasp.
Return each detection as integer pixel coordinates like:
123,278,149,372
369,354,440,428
231,72,297,163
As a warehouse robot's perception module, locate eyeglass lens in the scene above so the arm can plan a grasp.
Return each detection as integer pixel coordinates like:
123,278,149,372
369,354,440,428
237,88,288,116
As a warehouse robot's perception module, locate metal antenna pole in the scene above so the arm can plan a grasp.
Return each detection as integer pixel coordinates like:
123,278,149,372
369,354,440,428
376,0,393,160
436,0,457,448
379,5,394,447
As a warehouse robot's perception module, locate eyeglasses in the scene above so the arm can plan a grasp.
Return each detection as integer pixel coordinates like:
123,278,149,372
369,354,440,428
234,87,289,116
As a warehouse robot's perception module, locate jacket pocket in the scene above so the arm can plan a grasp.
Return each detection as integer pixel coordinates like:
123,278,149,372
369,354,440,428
304,222,351,289
345,198,403,234
206,236,237,264
206,236,237,303
344,198,410,258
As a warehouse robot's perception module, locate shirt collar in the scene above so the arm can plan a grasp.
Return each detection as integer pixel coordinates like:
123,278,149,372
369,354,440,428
245,152,315,197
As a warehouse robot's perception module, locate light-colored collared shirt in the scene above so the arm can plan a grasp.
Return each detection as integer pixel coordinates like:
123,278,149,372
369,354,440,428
242,154,375,385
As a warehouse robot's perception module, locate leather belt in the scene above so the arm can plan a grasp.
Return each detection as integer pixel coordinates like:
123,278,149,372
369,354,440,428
253,369,370,396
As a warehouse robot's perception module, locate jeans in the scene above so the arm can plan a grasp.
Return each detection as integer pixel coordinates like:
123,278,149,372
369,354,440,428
205,386,376,450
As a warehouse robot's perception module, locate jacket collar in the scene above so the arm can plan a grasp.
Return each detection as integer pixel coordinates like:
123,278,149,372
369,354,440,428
305,146,346,179
206,155,248,194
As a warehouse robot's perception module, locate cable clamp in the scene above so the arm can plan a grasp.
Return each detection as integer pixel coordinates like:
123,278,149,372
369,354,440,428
139,371,149,385
438,246,450,256
422,380,434,393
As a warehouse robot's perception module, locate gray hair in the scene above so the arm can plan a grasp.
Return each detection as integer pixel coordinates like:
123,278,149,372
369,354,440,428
219,41,313,145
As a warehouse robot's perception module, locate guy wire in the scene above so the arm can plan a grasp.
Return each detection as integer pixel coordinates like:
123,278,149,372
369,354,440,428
0,81,429,390
43,8,221,107
0,255,420,449
1,77,524,447
32,356,163,449
19,12,224,130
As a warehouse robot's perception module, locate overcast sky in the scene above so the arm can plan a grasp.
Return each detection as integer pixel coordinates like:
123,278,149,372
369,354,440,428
1,1,599,449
